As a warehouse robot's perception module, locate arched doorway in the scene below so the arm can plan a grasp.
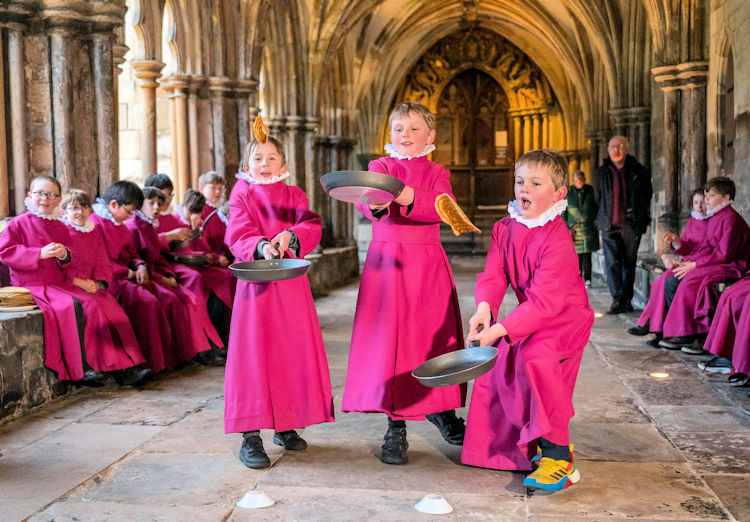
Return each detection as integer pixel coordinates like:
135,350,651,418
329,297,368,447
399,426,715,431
433,69,512,216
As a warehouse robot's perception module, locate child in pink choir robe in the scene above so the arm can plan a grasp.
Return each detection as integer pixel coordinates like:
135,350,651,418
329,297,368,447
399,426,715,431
91,181,175,372
0,176,145,384
660,177,750,349
198,170,232,264
702,275,750,380
225,124,333,470
342,102,466,466
463,150,594,492
59,189,152,386
628,189,708,350
126,187,225,367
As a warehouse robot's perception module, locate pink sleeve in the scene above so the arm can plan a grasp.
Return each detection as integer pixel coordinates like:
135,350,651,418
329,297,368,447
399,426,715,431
91,227,114,287
396,166,453,224
696,213,749,267
354,158,392,222
226,186,265,262
0,219,43,271
289,188,322,257
673,219,699,256
474,221,510,320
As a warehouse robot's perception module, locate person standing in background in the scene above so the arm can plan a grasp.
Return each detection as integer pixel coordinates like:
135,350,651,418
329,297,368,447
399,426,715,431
562,170,599,286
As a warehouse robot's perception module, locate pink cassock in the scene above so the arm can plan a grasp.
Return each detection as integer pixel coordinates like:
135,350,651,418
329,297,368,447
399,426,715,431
127,213,224,361
156,212,235,309
0,212,142,380
90,212,173,372
462,216,594,471
342,156,465,421
201,203,232,261
705,276,750,375
223,179,334,433
663,206,750,338
637,217,707,332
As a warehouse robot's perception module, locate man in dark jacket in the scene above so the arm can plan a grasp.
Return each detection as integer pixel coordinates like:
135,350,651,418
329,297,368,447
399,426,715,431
594,136,653,314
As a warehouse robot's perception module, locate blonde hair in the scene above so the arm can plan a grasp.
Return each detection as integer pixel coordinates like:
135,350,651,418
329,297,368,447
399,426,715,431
61,189,91,209
241,136,286,169
515,149,569,190
198,171,226,187
389,102,435,131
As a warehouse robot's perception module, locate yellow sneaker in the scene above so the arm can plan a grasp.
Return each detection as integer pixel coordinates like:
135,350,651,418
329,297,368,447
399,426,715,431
530,443,574,467
523,455,580,491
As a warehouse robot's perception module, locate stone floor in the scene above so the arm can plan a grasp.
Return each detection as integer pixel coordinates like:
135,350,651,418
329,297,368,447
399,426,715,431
1,256,749,521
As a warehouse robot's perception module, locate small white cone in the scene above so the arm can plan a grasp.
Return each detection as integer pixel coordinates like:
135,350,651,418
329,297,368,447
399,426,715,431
236,490,275,509
415,493,453,515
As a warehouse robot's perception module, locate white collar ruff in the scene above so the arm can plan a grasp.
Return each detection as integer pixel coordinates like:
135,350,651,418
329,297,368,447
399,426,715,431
508,198,568,229
236,171,290,185
93,199,122,226
136,210,159,228
691,210,709,220
25,197,61,220
61,218,95,233
384,143,435,160
706,200,733,217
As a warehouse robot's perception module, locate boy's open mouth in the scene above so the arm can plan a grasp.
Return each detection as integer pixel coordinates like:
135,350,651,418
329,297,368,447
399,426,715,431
521,197,531,210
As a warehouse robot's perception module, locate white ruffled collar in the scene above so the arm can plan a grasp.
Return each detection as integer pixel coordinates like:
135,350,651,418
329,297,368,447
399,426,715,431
507,198,568,229
93,199,122,226
206,202,229,225
691,210,709,220
236,171,290,185
136,210,159,228
384,143,435,160
25,197,61,220
706,200,733,217
61,218,95,233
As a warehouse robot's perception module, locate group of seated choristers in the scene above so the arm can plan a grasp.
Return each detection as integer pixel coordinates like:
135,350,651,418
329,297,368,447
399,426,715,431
627,176,750,391
0,171,234,387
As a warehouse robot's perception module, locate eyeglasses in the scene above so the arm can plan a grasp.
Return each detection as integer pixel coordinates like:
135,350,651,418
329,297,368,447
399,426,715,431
31,191,60,199
64,205,83,211
608,144,628,151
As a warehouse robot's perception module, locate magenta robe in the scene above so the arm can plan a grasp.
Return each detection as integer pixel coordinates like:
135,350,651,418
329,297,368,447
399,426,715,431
90,211,173,372
637,217,707,332
0,213,141,380
705,277,750,375
462,216,594,471
156,212,235,310
127,213,223,360
342,156,465,420
663,206,750,337
224,179,333,433
201,203,232,260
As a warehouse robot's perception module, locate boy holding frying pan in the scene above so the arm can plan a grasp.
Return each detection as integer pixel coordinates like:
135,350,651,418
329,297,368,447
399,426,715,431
463,149,594,492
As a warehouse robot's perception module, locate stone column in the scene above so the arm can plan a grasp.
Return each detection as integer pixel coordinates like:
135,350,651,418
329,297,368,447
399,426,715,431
335,137,357,244
511,114,522,162
112,42,128,181
49,28,76,188
522,114,532,154
92,32,117,192
541,111,549,148
285,115,307,190
234,80,256,155
209,77,240,188
314,136,334,246
682,83,707,193
303,117,320,206
531,112,541,150
0,27,7,216
132,60,165,178
585,130,609,173
187,76,207,188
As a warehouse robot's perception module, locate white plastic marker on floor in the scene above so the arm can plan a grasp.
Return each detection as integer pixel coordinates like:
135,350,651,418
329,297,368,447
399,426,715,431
415,494,453,515
237,490,275,509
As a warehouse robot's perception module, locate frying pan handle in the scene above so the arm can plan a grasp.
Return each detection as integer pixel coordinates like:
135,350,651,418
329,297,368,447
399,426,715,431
468,323,485,348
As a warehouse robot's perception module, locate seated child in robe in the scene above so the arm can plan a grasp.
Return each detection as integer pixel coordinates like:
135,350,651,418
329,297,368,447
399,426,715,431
463,149,594,492
224,116,334,469
627,189,708,350
198,170,232,265
0,175,146,385
126,187,226,367
700,274,750,379
342,101,466,466
659,177,750,349
59,189,152,386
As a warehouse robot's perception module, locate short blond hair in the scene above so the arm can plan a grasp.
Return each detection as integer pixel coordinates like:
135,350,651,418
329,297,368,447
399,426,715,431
389,102,435,131
61,189,91,209
241,136,286,169
515,149,569,189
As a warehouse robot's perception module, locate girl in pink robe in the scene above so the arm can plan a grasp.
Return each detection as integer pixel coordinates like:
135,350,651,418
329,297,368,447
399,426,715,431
225,134,333,469
464,150,593,492
0,176,144,382
634,190,707,340
704,276,750,380
342,102,465,466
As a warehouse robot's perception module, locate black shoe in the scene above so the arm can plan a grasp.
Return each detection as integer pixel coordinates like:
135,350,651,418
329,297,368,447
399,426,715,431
624,302,634,312
607,301,627,314
273,430,307,450
115,365,153,386
646,333,663,348
193,349,225,367
239,435,270,469
425,410,466,445
216,347,228,360
659,336,695,350
80,369,107,387
380,426,408,465
627,324,650,336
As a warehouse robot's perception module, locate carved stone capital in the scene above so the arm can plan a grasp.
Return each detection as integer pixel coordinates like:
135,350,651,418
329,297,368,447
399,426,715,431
163,74,191,94
284,115,307,132
132,60,165,88
0,0,34,25
187,75,208,95
609,106,651,126
265,117,286,134
208,76,233,97
315,136,334,148
233,79,258,98
113,42,128,74
652,61,709,91
304,117,320,133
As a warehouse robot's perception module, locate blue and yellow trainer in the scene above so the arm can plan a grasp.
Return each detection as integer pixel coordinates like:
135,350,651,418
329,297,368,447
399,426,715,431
523,454,580,491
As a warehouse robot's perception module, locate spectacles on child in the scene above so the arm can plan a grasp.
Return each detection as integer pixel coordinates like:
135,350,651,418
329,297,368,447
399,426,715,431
31,191,61,199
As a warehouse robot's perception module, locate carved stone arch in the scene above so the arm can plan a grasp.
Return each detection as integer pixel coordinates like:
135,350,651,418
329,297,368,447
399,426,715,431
125,0,162,62
711,31,736,177
160,0,181,74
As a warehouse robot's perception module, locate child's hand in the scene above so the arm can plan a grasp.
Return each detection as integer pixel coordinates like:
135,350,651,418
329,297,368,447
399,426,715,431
467,323,507,347
188,213,202,230
135,264,149,285
40,242,66,260
270,231,292,258
73,277,98,294
672,260,696,279
262,242,280,259
393,185,415,206
663,231,680,246
468,302,492,335
218,255,229,268
161,276,178,288
369,203,389,212
165,227,191,242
